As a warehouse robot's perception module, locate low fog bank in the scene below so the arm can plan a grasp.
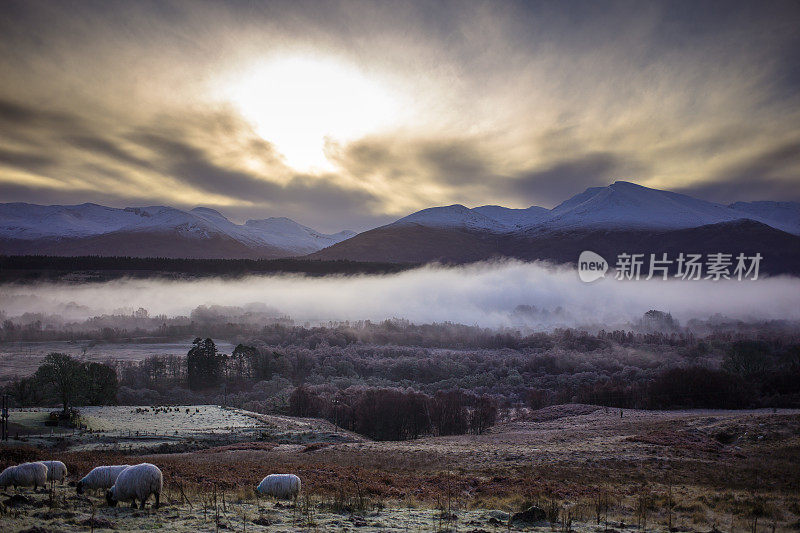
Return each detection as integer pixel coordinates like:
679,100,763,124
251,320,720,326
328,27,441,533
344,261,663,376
1,260,799,330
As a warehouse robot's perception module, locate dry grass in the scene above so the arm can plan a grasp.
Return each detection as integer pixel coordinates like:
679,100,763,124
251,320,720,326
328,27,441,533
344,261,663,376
2,406,799,531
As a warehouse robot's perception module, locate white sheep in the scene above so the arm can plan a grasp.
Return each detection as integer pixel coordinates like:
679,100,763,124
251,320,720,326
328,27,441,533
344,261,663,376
0,462,48,491
106,463,163,509
77,465,131,495
39,460,68,483
0,466,16,489
255,474,301,501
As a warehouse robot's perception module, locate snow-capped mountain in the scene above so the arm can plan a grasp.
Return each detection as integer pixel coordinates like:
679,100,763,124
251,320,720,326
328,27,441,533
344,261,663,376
385,181,800,235
392,204,507,231
471,205,552,229
243,217,355,255
727,201,800,235
3,181,799,262
540,181,800,233
311,181,800,269
0,203,354,258
392,204,552,232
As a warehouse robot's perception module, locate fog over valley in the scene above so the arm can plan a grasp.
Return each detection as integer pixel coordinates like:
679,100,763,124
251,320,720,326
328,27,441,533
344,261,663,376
3,261,799,330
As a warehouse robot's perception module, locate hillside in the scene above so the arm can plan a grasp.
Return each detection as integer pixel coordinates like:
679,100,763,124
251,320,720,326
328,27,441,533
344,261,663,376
311,219,800,274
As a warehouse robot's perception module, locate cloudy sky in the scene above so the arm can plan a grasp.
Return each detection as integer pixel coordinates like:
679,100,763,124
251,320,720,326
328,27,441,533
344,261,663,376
1,1,799,231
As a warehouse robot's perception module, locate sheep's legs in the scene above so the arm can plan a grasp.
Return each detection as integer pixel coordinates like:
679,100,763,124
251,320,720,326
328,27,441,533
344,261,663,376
154,491,160,509
130,499,138,509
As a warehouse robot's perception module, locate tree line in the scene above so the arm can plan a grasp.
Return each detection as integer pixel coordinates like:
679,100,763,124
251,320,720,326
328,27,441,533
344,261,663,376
0,255,412,283
4,334,799,440
6,353,118,414
288,385,497,441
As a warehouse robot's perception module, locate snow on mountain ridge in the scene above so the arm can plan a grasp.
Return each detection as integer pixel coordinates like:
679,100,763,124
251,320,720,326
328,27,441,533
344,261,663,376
243,217,355,253
472,205,551,229
538,180,745,231
393,204,523,231
3,182,799,257
0,203,354,254
389,181,800,235
728,201,800,235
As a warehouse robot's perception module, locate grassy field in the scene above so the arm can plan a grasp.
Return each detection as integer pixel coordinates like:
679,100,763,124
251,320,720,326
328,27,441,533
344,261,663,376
1,405,799,531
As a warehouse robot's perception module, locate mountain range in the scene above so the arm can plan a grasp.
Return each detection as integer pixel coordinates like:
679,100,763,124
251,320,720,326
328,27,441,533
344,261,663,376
369,181,800,234
310,181,800,273
2,181,799,272
0,203,354,258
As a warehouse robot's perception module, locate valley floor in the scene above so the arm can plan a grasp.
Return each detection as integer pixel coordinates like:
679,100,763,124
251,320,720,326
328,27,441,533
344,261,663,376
2,405,799,531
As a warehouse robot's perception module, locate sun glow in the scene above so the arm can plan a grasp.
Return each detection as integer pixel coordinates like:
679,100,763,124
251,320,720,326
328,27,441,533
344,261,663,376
224,56,400,172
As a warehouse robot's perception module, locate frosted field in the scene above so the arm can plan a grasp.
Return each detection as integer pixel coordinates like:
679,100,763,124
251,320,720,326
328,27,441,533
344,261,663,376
2,406,799,531
80,405,261,435
0,495,572,533
8,405,268,452
11,405,262,436
7,405,357,452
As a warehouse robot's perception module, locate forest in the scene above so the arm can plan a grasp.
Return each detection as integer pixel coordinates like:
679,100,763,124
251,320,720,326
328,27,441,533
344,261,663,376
0,254,412,282
4,315,798,441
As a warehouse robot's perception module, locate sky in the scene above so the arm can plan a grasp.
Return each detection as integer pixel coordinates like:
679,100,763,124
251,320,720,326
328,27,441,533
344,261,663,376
1,0,799,232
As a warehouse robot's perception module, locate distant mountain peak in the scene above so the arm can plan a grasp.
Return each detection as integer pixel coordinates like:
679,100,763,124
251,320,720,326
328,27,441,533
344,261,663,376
191,206,226,217
0,202,355,257
610,180,645,188
384,181,800,236
3,181,799,261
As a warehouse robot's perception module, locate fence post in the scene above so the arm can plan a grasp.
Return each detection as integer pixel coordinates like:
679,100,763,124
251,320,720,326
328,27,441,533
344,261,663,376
1,394,9,440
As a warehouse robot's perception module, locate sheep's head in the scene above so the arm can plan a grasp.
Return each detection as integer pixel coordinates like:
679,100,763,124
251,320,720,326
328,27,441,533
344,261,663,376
105,489,117,507
76,481,84,494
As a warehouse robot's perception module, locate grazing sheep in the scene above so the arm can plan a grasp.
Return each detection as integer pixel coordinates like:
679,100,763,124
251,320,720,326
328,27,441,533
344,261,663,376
0,466,16,489
39,460,68,483
0,462,48,491
106,463,162,509
256,474,301,501
77,465,131,494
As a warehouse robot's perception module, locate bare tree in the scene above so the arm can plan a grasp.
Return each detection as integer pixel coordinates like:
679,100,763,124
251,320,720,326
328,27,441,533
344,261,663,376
35,353,86,415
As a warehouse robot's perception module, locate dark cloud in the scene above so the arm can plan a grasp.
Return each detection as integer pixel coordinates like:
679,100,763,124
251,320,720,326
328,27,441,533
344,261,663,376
214,174,393,231
0,180,147,208
330,136,494,186
0,147,55,173
128,131,271,198
0,97,82,131
675,141,800,203
1,1,799,228
0,97,90,148
510,152,643,207
63,134,154,170
415,140,492,185
0,101,386,231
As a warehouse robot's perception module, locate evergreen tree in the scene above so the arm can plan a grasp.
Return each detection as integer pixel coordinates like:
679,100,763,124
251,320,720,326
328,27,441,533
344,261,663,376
187,338,225,390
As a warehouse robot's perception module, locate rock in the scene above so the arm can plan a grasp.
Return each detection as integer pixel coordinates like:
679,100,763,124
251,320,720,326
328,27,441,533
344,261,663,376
78,517,115,529
486,510,509,520
349,516,368,527
4,494,32,507
33,511,76,520
510,505,547,525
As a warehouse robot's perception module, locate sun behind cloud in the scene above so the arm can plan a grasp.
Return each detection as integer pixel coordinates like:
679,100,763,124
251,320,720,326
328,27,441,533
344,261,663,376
219,55,402,173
